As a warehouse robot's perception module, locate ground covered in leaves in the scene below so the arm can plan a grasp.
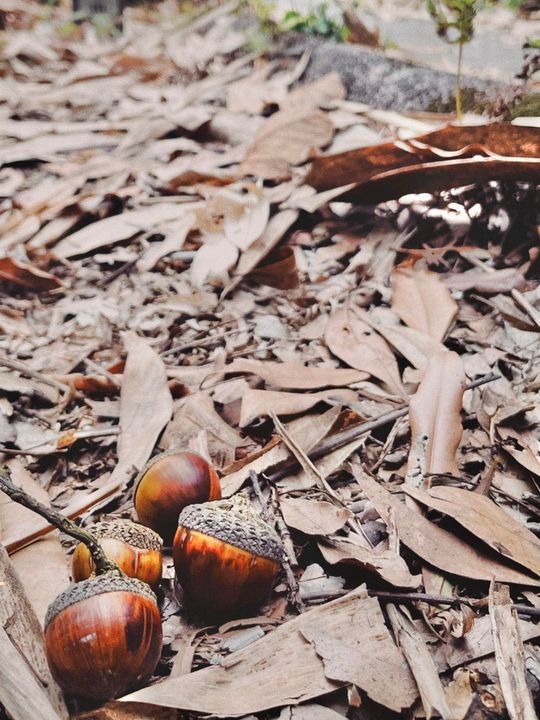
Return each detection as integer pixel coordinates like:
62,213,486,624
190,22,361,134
0,2,540,720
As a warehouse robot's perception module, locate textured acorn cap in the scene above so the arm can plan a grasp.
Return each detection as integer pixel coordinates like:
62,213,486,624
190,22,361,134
87,519,162,551
178,497,283,562
45,574,158,628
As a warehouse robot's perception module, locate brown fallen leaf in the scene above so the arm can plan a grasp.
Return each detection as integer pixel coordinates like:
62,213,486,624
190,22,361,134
241,107,334,180
318,537,421,589
444,267,527,294
354,468,540,586
280,498,352,535
282,73,346,111
223,209,299,298
489,583,537,720
406,350,465,483
0,459,69,625
325,305,406,398
222,406,342,496
392,268,457,342
404,485,540,580
239,388,358,427
0,543,68,720
54,203,200,259
497,427,540,477
0,256,63,291
121,586,417,714
370,322,444,372
386,604,454,720
306,123,540,192
226,358,368,389
250,246,299,290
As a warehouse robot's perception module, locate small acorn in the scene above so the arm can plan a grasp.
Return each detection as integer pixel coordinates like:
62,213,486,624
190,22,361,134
72,520,163,589
44,574,163,702
173,496,283,620
134,451,221,545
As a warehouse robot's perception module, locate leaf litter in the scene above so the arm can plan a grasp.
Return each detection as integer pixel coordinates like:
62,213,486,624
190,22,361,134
0,1,539,719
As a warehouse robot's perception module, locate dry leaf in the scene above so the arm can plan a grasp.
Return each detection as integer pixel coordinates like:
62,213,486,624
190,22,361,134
281,498,352,535
489,583,537,720
405,485,540,581
250,246,299,290
241,108,334,180
392,268,457,342
239,388,358,427
227,358,368,389
354,468,540,586
0,460,69,624
282,73,346,111
319,537,421,589
407,350,465,483
0,257,63,291
325,305,406,397
371,322,444,372
444,267,527,294
122,586,417,714
386,604,454,720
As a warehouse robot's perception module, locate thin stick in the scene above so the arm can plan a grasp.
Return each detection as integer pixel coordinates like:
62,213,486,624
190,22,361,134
369,590,540,619
0,466,119,576
266,372,498,483
0,354,69,395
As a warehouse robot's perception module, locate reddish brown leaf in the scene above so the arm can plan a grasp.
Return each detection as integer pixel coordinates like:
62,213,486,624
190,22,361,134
250,246,299,290
0,257,63,291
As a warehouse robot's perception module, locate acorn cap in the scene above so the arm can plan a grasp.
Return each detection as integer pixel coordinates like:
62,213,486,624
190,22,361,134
45,574,158,628
178,497,283,562
87,520,163,551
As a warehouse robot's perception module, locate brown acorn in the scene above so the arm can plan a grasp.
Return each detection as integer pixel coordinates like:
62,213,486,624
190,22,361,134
134,451,221,545
44,574,163,702
72,520,163,589
173,496,283,620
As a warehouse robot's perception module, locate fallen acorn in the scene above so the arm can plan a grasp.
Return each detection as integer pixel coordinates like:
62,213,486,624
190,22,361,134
71,519,163,589
45,574,163,702
173,496,283,620
134,451,221,545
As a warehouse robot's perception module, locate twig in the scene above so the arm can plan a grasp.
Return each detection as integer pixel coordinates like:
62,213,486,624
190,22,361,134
0,465,120,576
251,470,304,612
511,289,540,330
0,354,70,395
369,590,540,619
267,372,499,483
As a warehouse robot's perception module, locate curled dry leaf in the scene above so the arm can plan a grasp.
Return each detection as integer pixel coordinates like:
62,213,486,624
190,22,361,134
407,350,465,483
404,485,540,578
489,583,537,720
354,469,540,586
318,537,421,589
239,388,358,427
444,267,527,294
370,322,444,372
325,305,406,398
280,498,352,536
226,358,368,390
241,107,334,180
250,246,299,290
392,268,457,342
0,256,63,291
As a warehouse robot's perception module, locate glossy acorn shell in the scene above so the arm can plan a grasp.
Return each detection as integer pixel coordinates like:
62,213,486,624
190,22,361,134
134,451,221,545
44,575,162,703
173,499,283,620
72,520,163,589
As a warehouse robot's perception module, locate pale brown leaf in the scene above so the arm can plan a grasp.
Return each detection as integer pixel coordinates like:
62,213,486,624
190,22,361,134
239,388,358,427
354,468,540,585
392,268,458,342
241,108,334,180
325,305,406,397
407,350,465,482
281,498,352,535
404,485,540,578
489,583,537,720
371,322,444,372
122,586,417,714
227,358,368,389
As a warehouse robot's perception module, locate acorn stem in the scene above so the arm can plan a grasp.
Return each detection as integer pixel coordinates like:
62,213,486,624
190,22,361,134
0,465,121,576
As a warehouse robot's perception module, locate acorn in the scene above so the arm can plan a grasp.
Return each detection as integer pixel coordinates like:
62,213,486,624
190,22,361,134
173,496,283,620
134,451,221,545
44,574,163,702
72,520,163,589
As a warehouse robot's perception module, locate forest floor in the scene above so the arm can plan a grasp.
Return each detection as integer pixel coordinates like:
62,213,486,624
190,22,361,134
0,2,540,720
